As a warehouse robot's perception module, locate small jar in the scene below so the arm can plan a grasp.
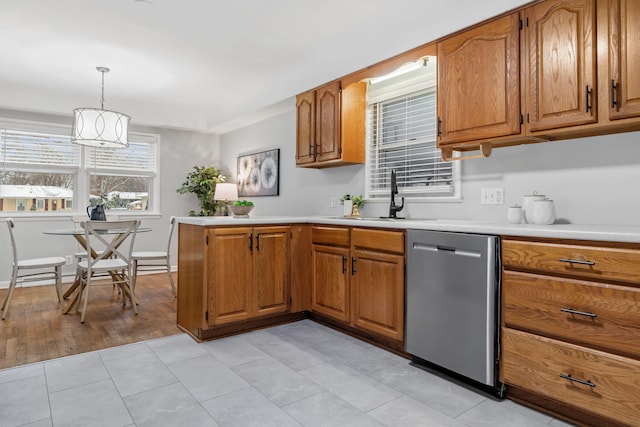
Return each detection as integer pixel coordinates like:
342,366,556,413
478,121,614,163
507,205,523,224
532,198,556,225
522,191,546,224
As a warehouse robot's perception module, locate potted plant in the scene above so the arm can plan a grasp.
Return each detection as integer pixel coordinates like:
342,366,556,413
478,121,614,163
177,166,227,216
340,194,364,216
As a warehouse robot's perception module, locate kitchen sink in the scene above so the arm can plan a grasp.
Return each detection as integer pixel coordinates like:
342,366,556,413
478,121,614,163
324,216,437,222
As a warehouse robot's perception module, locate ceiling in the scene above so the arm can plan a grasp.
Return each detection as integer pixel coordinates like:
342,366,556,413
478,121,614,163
0,0,530,134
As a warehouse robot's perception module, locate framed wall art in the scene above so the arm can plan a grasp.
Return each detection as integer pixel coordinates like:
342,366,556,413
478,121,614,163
236,148,280,197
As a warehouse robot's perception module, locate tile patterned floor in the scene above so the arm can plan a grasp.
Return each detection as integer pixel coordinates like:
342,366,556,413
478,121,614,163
0,320,575,427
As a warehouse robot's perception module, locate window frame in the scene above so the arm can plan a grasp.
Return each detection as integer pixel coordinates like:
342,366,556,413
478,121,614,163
364,59,461,203
1,117,161,218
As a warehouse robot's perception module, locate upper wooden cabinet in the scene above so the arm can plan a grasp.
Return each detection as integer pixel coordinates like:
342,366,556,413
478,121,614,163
524,0,597,132
437,0,598,149
607,0,640,121
437,13,521,145
295,81,366,168
295,91,315,166
435,0,640,153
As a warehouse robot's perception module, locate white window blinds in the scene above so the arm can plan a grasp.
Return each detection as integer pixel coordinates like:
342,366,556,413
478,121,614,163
1,128,79,168
366,58,458,199
86,134,157,174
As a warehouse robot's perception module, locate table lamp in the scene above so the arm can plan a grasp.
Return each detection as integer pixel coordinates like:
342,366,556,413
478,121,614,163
214,183,238,216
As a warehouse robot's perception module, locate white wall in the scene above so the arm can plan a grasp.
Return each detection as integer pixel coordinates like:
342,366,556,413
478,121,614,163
219,99,366,217
0,108,222,284
219,101,640,227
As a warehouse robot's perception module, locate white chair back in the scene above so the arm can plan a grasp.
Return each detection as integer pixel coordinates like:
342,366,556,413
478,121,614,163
166,216,176,256
81,220,140,269
5,218,18,268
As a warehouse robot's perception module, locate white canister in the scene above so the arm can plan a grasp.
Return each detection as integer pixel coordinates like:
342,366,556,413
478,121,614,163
507,205,523,224
343,199,353,216
522,191,546,224
532,198,556,225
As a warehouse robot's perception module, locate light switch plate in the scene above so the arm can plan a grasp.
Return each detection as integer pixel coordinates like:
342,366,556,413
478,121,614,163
480,188,504,205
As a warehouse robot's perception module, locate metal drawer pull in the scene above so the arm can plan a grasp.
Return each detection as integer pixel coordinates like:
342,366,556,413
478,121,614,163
560,374,596,388
559,258,595,266
560,308,597,318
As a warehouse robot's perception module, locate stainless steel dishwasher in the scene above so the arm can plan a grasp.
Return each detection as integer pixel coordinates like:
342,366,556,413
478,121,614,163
406,229,503,396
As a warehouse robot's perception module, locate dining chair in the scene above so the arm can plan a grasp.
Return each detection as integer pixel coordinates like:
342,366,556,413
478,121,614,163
2,218,66,320
131,216,176,297
75,219,140,323
71,213,119,259
71,214,119,288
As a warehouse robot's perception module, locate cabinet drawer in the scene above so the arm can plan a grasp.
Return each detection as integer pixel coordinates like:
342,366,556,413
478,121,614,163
352,228,404,254
312,226,350,247
503,270,640,359
501,328,640,426
502,239,640,284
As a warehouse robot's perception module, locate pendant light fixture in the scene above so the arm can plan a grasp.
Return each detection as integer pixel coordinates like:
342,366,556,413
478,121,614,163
72,66,130,148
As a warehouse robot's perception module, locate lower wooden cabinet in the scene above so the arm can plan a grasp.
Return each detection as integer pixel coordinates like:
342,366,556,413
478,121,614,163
177,223,292,339
207,227,253,324
502,328,640,426
501,237,640,425
312,243,350,322
311,226,405,342
208,226,290,325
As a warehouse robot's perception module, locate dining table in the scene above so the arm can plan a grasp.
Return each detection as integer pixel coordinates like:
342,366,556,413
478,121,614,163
43,226,151,314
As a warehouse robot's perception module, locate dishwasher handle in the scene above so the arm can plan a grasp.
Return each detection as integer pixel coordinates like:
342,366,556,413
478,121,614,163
412,242,481,258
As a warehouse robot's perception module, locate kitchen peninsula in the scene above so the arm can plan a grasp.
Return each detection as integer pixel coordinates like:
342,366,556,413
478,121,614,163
176,216,640,426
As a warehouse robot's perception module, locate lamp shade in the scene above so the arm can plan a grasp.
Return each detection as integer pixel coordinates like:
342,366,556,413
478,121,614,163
214,183,238,201
72,108,130,148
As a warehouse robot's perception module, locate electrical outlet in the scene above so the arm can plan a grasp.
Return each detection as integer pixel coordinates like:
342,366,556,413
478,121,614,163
480,188,504,205
330,196,337,208
64,255,73,265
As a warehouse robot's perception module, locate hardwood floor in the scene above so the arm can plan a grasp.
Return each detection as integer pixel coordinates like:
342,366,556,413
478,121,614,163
0,273,180,370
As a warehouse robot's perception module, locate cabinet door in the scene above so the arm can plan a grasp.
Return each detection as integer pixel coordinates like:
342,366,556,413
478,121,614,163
253,226,290,316
351,249,405,341
296,91,316,165
315,81,341,163
437,13,521,144
608,0,640,120
312,244,350,322
207,227,253,325
525,0,596,132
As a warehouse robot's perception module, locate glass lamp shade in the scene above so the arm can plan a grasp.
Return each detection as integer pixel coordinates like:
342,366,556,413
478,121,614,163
72,108,130,148
214,183,238,201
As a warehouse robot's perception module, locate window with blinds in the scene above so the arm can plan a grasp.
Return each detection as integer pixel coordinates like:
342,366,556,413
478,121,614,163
1,119,159,214
1,128,79,168
365,57,459,200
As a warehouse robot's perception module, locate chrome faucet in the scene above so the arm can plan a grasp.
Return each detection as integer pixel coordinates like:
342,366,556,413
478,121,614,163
388,169,404,218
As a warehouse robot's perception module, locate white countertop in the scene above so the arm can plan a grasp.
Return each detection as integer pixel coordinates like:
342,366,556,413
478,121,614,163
176,216,640,244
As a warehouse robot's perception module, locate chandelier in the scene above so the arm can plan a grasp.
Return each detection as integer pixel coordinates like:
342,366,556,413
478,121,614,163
72,66,130,148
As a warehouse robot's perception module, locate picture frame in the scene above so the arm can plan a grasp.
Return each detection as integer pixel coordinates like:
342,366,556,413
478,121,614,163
236,148,280,197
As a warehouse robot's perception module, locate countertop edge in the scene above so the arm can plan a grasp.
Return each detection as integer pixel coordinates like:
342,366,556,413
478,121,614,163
175,216,640,244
